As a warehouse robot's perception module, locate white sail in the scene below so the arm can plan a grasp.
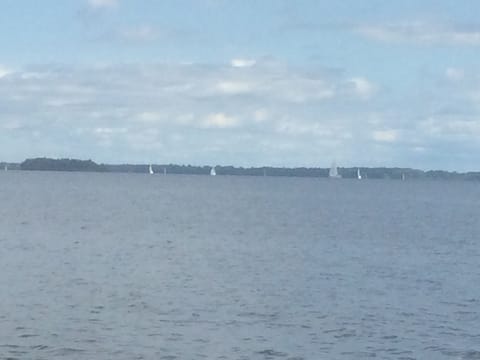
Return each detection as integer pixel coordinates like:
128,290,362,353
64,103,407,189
357,168,362,180
163,167,167,176
210,167,216,176
329,162,341,178
402,173,405,181
149,164,154,174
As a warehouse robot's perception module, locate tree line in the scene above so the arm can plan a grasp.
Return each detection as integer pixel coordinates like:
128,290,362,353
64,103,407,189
15,157,480,180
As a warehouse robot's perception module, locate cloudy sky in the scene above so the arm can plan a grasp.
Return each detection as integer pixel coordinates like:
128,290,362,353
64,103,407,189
1,0,480,170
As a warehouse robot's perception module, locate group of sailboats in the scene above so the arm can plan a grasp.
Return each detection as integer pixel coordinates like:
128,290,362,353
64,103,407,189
148,164,216,176
146,161,402,180
148,165,167,175
329,162,363,180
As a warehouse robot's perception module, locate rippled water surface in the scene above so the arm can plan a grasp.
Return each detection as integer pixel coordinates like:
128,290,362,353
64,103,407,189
1,171,480,359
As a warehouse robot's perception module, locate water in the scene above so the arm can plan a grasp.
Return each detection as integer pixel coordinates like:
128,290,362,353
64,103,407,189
1,171,480,359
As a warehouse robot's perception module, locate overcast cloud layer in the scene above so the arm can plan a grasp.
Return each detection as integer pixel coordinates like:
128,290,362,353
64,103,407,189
1,1,480,170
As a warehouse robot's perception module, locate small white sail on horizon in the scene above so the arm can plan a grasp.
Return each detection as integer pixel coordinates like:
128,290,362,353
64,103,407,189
329,162,341,178
163,167,167,176
357,168,362,180
149,164,154,174
210,166,216,176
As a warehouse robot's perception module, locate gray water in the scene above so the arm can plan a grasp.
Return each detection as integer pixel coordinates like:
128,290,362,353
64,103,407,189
1,171,480,360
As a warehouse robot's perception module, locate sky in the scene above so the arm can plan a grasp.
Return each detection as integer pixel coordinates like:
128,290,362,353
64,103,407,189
1,0,480,170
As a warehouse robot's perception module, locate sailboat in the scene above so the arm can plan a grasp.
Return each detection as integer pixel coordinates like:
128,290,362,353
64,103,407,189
148,164,154,174
4,164,7,171
357,168,362,180
163,167,167,176
210,166,216,176
401,173,405,181
329,162,341,178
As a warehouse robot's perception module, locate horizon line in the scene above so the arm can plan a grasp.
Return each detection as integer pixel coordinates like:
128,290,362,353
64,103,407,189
5,157,480,174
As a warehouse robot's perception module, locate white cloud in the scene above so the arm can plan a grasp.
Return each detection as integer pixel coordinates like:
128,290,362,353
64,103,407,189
263,76,335,103
447,120,480,135
1,61,479,168
348,77,376,99
125,128,164,151
120,25,158,42
176,113,195,125
357,22,480,46
275,120,332,137
421,116,480,138
0,65,12,79
445,67,465,81
253,109,269,122
136,111,164,123
413,146,426,152
94,127,127,134
20,72,48,80
419,117,441,136
216,81,253,95
87,0,118,9
372,129,398,142
202,113,239,128
231,58,256,68
207,62,339,103
470,91,480,103
2,120,22,130
93,126,127,147
44,98,89,107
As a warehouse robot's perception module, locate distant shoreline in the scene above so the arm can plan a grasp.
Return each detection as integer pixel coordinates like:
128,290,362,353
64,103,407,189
1,157,479,181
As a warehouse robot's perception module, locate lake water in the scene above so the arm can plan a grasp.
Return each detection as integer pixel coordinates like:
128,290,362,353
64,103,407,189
1,171,480,359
